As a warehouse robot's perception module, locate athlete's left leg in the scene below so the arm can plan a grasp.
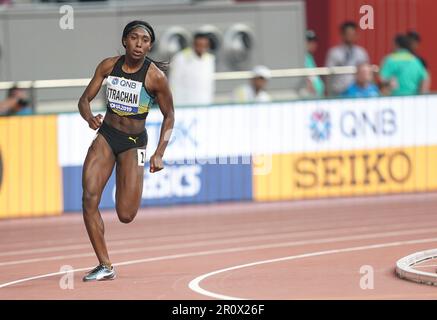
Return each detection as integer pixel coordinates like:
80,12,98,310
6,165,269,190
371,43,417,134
114,147,146,223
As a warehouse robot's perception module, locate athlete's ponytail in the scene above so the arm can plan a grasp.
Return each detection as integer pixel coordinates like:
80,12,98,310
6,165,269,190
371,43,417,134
147,57,169,74
122,20,169,73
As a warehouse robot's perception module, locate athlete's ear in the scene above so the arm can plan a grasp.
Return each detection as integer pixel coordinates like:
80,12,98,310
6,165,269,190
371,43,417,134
122,39,126,48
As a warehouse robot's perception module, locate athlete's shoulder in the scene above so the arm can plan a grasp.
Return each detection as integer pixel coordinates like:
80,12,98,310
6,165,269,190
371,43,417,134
97,56,121,76
148,61,167,82
146,61,169,95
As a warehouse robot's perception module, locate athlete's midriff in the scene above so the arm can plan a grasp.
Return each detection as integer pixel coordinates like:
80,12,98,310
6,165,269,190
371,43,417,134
104,111,146,135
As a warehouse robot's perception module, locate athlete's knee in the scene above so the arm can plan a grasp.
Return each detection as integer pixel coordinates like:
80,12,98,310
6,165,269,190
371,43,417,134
116,206,137,224
118,215,135,224
82,189,100,212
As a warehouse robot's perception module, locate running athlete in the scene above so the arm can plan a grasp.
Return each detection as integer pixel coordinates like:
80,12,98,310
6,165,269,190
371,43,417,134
78,21,175,281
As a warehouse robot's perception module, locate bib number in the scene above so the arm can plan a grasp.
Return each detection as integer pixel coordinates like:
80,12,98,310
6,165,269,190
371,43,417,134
137,149,146,166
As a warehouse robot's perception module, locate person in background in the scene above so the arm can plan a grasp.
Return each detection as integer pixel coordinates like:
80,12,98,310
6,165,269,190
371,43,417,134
233,65,272,103
406,30,428,69
379,82,392,97
342,63,379,98
169,32,215,106
304,30,324,97
325,21,369,96
0,86,32,116
380,34,430,96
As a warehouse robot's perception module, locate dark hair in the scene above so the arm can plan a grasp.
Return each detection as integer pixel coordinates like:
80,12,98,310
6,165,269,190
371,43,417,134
7,85,19,98
122,20,155,45
407,30,421,42
340,21,358,33
395,34,410,50
193,32,210,41
121,20,169,73
7,85,28,109
306,29,317,41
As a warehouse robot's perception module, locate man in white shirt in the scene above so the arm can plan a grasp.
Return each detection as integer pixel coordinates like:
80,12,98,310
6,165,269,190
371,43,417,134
233,65,272,103
325,21,369,96
169,32,215,106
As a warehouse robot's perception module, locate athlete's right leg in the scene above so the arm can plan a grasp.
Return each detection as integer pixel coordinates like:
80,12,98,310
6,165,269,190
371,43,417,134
82,134,116,267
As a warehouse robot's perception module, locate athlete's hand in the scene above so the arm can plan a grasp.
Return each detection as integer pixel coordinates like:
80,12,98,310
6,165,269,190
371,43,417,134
149,153,164,173
87,114,103,130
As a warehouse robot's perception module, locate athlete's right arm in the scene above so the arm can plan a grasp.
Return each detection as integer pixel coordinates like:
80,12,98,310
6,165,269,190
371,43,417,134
78,57,117,130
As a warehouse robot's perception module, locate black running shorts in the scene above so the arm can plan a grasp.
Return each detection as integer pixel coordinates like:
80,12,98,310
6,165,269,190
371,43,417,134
98,121,147,156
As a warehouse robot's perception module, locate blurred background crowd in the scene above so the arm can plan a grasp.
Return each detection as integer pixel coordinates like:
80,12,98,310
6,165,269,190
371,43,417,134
0,0,434,116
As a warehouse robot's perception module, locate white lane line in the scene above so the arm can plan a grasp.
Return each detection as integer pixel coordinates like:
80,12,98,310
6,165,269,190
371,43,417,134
2,226,437,267
0,218,321,253
188,237,437,300
0,219,303,256
1,201,434,251
0,241,323,289
2,232,437,290
1,212,433,256
1,206,434,253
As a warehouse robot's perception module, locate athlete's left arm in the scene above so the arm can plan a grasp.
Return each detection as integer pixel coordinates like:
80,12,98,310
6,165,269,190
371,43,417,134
147,64,175,173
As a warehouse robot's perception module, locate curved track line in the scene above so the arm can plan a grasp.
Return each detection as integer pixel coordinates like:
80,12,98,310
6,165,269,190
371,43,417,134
188,237,437,300
2,236,437,291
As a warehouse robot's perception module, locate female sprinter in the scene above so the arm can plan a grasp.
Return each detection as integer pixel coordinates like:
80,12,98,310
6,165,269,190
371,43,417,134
78,20,174,281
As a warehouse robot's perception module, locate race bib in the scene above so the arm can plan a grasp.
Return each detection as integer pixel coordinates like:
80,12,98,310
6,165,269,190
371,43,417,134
137,149,146,166
107,76,142,114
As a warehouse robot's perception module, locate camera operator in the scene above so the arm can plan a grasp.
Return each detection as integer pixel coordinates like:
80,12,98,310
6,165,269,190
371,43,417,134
0,86,32,116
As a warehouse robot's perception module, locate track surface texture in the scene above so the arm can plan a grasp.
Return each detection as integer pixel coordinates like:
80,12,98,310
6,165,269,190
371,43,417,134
1,193,437,300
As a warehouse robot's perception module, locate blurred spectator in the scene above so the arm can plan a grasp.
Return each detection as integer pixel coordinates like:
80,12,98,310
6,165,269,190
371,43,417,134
325,21,369,96
0,86,32,116
380,34,430,96
233,65,272,103
169,32,215,106
407,30,428,69
304,30,325,97
379,82,392,97
342,63,379,98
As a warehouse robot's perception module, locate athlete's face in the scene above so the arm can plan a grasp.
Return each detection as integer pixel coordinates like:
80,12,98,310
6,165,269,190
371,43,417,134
124,27,152,60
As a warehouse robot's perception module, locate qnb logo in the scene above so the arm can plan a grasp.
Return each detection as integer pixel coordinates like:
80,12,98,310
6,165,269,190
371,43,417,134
310,110,331,142
119,79,137,89
111,78,119,86
341,108,397,138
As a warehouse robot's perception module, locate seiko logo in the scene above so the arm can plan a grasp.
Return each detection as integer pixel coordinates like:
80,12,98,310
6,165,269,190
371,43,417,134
294,150,411,188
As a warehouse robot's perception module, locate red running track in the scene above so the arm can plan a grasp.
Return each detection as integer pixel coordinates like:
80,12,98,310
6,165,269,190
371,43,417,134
1,192,437,299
